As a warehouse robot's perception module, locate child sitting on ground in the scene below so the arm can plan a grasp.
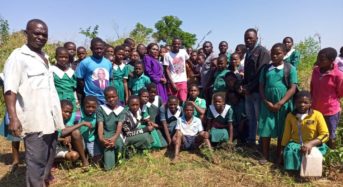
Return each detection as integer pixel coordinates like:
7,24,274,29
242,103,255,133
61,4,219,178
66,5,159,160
184,84,206,123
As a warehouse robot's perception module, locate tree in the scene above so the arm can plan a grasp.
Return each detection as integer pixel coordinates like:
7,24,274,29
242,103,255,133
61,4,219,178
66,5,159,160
153,15,196,48
294,36,320,68
80,25,99,39
0,17,9,45
129,22,153,45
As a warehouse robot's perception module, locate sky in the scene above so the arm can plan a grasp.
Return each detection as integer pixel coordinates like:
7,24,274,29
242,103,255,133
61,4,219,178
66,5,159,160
1,0,342,53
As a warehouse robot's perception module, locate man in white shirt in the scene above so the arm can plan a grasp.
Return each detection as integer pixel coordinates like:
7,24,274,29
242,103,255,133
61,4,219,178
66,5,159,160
4,19,64,186
164,38,190,102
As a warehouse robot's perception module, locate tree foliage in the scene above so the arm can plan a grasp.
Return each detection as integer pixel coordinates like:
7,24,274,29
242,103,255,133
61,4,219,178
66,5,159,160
153,15,196,48
80,25,99,39
0,17,9,45
129,23,153,45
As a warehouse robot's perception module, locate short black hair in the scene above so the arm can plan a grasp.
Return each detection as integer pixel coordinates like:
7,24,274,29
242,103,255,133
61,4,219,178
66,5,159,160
219,41,228,46
61,99,73,109
230,52,241,60
318,47,337,62
64,42,76,48
55,47,68,56
83,95,98,105
203,41,213,47
271,43,287,53
134,61,144,68
283,37,294,43
147,83,157,91
128,95,140,104
124,38,135,45
218,54,228,62
235,44,247,54
26,19,47,30
104,86,117,95
183,101,195,110
188,84,199,91
77,46,86,51
139,88,149,96
114,45,124,53
90,37,104,48
105,45,114,51
244,28,257,35
294,90,311,101
168,95,179,103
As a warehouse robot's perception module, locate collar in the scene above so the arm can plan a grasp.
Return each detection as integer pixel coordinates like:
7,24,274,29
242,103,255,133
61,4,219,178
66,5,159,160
292,108,314,116
81,109,96,119
20,44,50,67
101,105,124,115
181,115,194,124
209,104,230,118
113,63,125,71
129,109,142,124
51,65,74,78
315,63,339,76
284,48,295,59
268,63,284,71
167,106,182,119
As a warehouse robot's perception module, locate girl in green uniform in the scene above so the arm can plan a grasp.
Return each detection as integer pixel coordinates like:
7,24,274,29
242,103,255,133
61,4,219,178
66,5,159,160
206,94,234,144
283,37,301,69
212,55,229,93
97,87,125,170
258,43,298,165
110,46,129,104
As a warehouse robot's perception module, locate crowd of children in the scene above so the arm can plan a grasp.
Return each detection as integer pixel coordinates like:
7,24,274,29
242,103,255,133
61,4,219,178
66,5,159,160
1,29,343,178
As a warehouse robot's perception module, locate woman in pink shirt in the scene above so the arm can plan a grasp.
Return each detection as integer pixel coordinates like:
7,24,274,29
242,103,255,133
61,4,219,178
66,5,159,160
310,47,343,149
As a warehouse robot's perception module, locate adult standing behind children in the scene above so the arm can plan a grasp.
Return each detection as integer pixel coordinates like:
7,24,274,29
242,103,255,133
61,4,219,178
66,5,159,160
76,37,113,104
164,38,190,102
3,19,65,186
242,28,271,146
201,41,217,90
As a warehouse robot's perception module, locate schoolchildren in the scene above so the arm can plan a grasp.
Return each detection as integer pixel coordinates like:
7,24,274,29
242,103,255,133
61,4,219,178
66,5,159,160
136,44,147,60
185,84,206,121
73,46,87,70
97,87,125,170
258,43,298,164
172,102,211,162
282,91,329,171
283,37,301,69
128,62,151,96
140,89,159,123
212,55,229,93
127,50,141,77
122,44,131,64
147,83,163,108
218,41,231,63
110,45,129,104
160,96,183,146
310,47,343,149
187,51,201,85
64,42,77,66
234,44,246,73
105,45,115,58
206,94,234,144
229,52,244,77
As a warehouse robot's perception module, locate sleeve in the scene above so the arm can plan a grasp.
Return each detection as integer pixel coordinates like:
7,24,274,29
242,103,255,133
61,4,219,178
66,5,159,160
289,65,298,84
3,50,24,93
159,106,166,122
226,107,234,123
123,66,129,79
163,54,170,66
316,111,329,143
199,98,206,109
144,56,161,83
291,51,301,68
197,118,204,132
96,107,104,122
259,66,266,84
118,111,126,122
145,76,151,86
75,60,86,79
175,118,181,130
184,50,190,60
281,113,292,146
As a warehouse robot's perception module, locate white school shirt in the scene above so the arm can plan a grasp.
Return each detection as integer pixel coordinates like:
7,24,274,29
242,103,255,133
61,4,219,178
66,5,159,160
163,49,189,83
175,116,203,136
3,45,64,137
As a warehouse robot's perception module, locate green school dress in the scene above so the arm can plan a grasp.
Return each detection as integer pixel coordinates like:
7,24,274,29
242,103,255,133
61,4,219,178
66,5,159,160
78,109,96,142
213,69,229,93
128,74,151,95
284,49,301,69
96,105,125,171
207,104,233,143
110,63,129,103
283,142,328,170
258,64,298,138
183,97,206,118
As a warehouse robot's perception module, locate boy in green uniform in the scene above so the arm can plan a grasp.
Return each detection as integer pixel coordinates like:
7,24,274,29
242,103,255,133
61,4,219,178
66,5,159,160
128,62,151,96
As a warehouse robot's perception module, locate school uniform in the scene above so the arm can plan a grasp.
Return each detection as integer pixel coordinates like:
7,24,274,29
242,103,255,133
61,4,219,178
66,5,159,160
128,73,151,95
96,105,125,170
175,116,203,150
110,63,129,103
258,63,298,138
213,69,229,93
160,105,183,136
207,104,233,143
283,49,301,69
78,109,100,157
281,109,329,170
231,100,248,141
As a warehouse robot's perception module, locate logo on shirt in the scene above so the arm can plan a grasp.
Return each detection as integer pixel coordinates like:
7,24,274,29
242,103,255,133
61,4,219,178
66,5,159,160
92,68,109,90
173,57,185,74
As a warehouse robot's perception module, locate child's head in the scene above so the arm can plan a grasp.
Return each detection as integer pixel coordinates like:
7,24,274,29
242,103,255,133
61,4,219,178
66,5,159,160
130,51,140,63
83,96,98,116
271,43,286,64
210,57,218,69
55,47,69,70
186,47,193,55
64,42,76,60
197,48,205,57
235,44,247,59
114,45,125,63
230,52,241,69
136,44,147,57
104,86,118,108
90,37,105,58
124,38,136,51
77,46,87,61
217,55,227,71
171,38,182,53
196,54,205,65
61,100,73,121
317,47,337,71
219,41,228,54
122,44,131,60
147,83,157,102
147,43,159,59
190,51,198,62
139,89,149,105
183,102,195,119
282,37,294,51
134,62,144,76
128,95,140,114
294,90,312,114
213,93,225,112
167,96,179,114
188,84,200,99
244,28,258,50
105,45,115,57
160,46,167,57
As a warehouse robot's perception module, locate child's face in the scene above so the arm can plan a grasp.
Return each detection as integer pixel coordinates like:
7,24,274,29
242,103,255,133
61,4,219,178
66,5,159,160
217,58,227,71
160,48,167,57
188,86,199,99
219,42,228,54
213,96,224,112
317,53,332,71
230,54,241,68
56,50,70,70
115,50,125,63
66,44,76,58
210,59,217,69
140,92,149,105
172,39,181,53
184,105,194,118
62,105,73,121
105,47,114,57
235,48,244,59
271,47,285,64
190,52,197,62
130,52,140,62
283,38,293,51
84,101,97,116
186,47,193,55
198,49,205,56
148,89,157,101
134,64,144,76
91,42,105,58
168,99,179,114
77,48,87,60
105,90,118,108
295,96,311,114
129,99,140,114
124,46,131,59
196,56,204,65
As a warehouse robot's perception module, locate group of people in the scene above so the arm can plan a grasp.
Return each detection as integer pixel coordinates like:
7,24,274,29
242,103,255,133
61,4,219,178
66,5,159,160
1,19,343,186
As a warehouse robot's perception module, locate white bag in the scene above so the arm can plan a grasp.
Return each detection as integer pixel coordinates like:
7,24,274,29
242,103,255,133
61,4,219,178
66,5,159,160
300,147,323,177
